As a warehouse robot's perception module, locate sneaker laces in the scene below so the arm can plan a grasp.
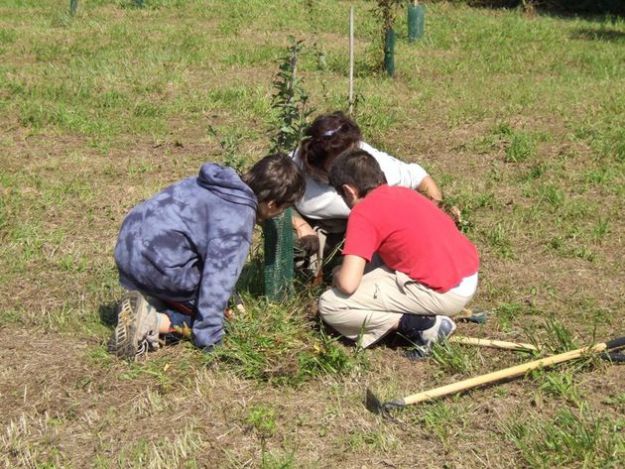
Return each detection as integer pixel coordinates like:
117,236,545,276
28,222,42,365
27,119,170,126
136,337,150,359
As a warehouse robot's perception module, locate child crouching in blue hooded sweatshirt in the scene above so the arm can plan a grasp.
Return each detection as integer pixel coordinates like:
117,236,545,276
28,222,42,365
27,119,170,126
110,153,305,360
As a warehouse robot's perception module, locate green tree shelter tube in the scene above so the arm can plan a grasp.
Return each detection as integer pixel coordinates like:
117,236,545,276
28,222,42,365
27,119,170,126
263,208,294,300
384,28,395,77
407,4,425,42
69,0,78,16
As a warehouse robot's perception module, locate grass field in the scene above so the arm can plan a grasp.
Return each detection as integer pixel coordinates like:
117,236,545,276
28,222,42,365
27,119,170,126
1,0,625,467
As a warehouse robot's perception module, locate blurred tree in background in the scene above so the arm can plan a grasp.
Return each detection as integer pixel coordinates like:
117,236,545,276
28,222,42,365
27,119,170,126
437,0,625,16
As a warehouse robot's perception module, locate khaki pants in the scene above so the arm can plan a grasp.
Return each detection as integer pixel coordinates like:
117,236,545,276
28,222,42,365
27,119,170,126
318,265,474,348
295,217,346,277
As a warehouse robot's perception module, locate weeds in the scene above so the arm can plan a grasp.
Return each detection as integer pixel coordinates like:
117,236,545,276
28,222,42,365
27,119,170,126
203,295,366,385
113,426,204,468
420,402,467,446
344,428,400,452
543,318,577,353
538,371,583,407
504,131,536,163
505,406,625,467
471,122,538,163
246,404,277,438
208,126,247,173
591,218,609,243
495,302,532,331
483,221,515,259
603,393,625,409
431,342,477,374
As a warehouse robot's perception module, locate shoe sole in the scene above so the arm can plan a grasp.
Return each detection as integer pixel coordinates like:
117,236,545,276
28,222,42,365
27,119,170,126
443,318,457,341
109,291,148,361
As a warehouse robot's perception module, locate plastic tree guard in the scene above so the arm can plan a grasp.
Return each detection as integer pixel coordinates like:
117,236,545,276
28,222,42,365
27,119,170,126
384,28,396,77
407,4,425,42
263,208,294,300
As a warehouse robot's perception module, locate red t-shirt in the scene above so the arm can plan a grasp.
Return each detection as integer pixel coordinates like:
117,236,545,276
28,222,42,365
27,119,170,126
343,185,479,293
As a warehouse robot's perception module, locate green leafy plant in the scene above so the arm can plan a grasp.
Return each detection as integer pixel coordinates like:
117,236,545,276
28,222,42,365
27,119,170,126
269,37,312,155
246,404,277,438
372,0,404,33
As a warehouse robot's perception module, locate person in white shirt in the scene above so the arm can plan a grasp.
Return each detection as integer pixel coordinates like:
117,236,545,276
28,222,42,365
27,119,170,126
291,111,460,277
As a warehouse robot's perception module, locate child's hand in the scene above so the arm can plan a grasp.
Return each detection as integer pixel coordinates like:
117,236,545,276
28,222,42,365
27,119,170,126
225,296,246,321
296,234,320,256
448,205,463,225
437,200,463,228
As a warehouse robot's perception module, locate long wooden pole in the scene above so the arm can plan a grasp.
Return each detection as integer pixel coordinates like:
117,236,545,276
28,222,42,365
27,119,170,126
348,6,354,115
449,336,538,352
394,337,624,406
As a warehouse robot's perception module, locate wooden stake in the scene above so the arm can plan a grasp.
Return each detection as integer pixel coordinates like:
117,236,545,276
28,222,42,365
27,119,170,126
348,6,354,115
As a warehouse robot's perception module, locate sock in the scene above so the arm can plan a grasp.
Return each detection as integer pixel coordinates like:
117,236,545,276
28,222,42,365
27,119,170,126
397,314,436,339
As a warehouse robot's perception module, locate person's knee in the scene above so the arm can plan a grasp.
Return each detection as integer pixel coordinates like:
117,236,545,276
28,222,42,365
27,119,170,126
319,288,350,325
318,289,335,319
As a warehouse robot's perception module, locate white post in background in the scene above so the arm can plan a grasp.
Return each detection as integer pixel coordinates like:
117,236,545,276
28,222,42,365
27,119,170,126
348,6,355,115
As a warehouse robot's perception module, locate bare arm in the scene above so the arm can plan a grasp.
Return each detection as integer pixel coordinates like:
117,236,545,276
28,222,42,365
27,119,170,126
416,175,443,203
418,175,462,224
333,254,367,295
292,211,316,238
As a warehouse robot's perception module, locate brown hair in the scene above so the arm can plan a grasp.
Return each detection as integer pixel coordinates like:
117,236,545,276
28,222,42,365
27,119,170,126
328,149,387,198
242,153,305,207
299,111,362,182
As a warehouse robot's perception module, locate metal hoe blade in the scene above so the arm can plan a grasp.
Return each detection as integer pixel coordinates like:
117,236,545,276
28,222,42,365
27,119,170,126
365,388,405,419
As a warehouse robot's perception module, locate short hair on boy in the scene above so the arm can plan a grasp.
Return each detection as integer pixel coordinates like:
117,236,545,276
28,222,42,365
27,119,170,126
242,153,305,206
328,149,387,198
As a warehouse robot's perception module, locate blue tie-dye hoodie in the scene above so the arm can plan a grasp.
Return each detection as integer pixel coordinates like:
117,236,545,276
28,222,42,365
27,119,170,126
114,163,257,348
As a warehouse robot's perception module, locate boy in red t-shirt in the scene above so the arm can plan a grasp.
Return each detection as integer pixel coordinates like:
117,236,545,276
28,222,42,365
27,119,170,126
318,149,479,358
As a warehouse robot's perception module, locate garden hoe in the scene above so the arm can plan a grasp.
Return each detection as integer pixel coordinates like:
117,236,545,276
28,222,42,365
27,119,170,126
456,307,489,324
366,335,625,417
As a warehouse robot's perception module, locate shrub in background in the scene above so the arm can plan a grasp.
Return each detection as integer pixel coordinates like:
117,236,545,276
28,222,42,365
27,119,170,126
428,0,625,15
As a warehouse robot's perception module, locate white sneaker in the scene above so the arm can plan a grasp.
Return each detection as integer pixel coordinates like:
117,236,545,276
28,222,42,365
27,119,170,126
418,315,457,347
405,316,456,360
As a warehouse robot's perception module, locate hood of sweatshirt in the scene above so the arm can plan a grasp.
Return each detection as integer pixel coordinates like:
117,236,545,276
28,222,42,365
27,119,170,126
197,163,257,211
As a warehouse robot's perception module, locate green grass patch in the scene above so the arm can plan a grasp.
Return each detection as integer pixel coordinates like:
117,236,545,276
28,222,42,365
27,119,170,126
505,407,625,467
204,294,367,385
2,1,625,466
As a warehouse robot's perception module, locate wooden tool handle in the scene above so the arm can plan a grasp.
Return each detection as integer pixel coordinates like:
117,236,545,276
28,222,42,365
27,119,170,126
456,308,473,319
449,336,538,352
402,341,610,406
